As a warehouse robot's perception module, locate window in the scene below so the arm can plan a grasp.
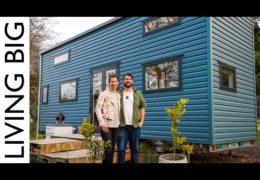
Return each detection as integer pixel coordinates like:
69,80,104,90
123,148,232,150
60,79,77,102
42,85,48,104
54,51,69,65
144,57,181,92
219,62,236,92
144,17,180,34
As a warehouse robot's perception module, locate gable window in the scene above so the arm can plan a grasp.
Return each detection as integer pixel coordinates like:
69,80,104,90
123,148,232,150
219,62,236,92
54,51,69,65
60,79,78,102
144,57,181,92
144,17,180,34
42,85,49,104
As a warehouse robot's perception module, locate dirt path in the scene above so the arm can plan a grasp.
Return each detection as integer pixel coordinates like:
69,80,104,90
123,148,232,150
191,141,260,163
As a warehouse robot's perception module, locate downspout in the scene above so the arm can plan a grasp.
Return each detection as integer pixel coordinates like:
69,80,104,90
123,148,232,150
252,17,257,138
207,17,214,145
36,54,42,139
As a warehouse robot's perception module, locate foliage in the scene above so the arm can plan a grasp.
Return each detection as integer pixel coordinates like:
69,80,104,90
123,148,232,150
165,98,193,160
30,132,45,140
30,17,58,139
138,142,159,163
38,133,45,139
81,118,111,163
254,17,260,97
30,155,47,163
253,17,260,52
142,148,158,163
30,118,33,139
139,142,150,154
257,117,260,140
30,106,38,139
255,52,260,94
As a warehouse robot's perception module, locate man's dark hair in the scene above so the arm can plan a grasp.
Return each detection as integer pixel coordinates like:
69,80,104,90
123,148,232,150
109,73,118,82
123,73,133,80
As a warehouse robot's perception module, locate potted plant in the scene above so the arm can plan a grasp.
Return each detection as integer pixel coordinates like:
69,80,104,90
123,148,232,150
137,142,150,163
138,142,159,163
81,118,111,163
159,98,193,163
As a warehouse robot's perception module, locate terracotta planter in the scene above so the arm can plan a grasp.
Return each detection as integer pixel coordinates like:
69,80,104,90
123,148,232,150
137,154,146,163
158,153,188,163
113,149,131,163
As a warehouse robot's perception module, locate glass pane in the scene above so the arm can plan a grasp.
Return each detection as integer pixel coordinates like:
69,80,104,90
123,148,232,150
54,52,69,65
144,17,180,34
105,69,116,89
145,59,179,91
93,72,102,96
42,86,48,103
222,68,234,88
60,81,77,101
93,72,102,126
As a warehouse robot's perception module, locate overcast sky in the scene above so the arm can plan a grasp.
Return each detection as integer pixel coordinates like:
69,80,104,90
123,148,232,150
45,17,115,48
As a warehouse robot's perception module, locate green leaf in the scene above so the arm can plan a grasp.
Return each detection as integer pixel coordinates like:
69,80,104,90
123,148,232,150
165,98,194,156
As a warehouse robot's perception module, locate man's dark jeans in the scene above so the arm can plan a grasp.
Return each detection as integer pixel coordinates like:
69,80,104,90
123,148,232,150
117,125,141,163
100,127,119,163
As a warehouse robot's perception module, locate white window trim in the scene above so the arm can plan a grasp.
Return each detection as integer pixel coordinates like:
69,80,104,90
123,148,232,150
54,51,69,65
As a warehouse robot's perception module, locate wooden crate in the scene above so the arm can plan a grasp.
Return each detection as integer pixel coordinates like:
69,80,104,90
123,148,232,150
39,149,102,163
30,138,84,155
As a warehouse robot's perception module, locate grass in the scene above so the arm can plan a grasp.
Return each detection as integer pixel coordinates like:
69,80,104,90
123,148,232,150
257,117,260,140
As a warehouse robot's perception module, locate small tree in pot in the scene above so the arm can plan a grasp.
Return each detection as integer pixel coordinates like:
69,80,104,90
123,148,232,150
159,98,193,163
82,118,111,163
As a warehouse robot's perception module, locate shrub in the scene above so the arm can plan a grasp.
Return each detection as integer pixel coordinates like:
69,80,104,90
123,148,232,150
165,98,193,160
81,118,111,163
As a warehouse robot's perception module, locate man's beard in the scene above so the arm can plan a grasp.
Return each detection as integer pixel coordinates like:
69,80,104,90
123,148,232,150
124,82,132,88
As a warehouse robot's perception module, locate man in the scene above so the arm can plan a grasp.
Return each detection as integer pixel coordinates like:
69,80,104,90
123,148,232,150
95,73,120,163
117,73,146,163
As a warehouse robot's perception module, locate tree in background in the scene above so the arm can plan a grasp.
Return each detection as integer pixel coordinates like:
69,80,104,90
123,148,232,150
254,18,260,89
30,17,58,138
254,17,260,116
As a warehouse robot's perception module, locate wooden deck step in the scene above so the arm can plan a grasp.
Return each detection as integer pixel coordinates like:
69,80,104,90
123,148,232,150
39,149,102,163
50,133,104,141
30,138,84,155
50,134,85,140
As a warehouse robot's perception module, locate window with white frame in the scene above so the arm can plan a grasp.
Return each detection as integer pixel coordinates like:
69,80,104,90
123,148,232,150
144,17,180,34
144,57,180,92
54,51,69,65
219,62,236,92
60,80,77,102
42,85,48,104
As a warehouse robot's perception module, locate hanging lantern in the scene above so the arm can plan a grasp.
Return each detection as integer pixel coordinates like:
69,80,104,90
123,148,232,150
154,139,164,154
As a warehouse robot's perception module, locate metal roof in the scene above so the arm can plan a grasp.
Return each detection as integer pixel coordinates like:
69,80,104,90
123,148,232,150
41,17,123,55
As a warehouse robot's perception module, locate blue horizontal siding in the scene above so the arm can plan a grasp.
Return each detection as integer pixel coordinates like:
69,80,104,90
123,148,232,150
211,17,257,145
40,17,210,144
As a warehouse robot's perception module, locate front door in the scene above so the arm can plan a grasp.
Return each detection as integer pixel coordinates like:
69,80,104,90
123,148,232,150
90,63,118,125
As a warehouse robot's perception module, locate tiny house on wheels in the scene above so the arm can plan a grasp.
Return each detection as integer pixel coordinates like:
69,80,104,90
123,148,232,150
38,17,257,152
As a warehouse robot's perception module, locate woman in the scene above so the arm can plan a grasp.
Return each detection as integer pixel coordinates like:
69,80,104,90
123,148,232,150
95,73,120,163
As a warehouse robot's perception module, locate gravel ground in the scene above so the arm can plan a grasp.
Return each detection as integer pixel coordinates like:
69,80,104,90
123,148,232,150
191,141,260,163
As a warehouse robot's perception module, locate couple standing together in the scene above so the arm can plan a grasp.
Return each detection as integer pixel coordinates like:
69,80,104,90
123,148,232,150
95,73,146,163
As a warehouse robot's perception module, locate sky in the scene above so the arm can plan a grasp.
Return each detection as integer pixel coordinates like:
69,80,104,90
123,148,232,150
45,17,115,48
